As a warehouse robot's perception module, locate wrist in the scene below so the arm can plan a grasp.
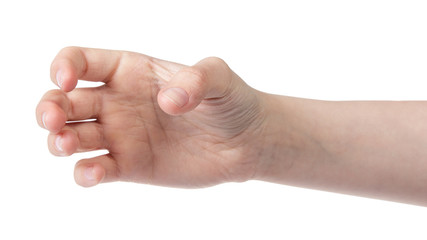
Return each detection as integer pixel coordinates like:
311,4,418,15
252,93,329,183
251,93,293,182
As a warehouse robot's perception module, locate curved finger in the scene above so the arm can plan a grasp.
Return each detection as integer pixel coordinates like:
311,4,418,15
36,89,102,132
36,90,68,133
47,129,76,156
50,47,122,91
74,154,119,187
47,122,105,156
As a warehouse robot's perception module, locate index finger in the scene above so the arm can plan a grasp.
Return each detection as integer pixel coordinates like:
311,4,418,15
50,47,122,92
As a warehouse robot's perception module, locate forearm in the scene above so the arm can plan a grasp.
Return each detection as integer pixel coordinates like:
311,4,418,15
255,93,427,206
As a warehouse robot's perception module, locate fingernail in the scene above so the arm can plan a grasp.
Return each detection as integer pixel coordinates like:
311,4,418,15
55,136,63,152
163,88,188,107
84,166,95,181
42,112,47,128
56,70,63,89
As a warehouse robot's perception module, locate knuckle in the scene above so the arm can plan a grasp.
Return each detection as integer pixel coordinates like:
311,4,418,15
44,89,66,100
59,46,81,56
205,56,228,68
43,89,65,100
204,56,230,73
202,56,232,81
41,89,70,113
52,46,85,70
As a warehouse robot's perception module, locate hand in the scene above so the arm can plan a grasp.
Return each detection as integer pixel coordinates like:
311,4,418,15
36,47,267,188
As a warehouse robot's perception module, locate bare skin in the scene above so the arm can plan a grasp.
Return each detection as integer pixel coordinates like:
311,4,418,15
36,47,427,206
36,47,266,188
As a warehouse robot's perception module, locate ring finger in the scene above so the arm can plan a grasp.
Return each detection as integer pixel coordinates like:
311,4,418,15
48,121,105,156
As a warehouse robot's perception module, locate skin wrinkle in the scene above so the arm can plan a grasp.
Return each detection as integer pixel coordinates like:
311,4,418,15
76,47,89,79
95,123,106,151
149,59,230,144
122,103,157,183
213,147,248,182
186,101,263,181
147,75,167,185
185,140,230,186
148,55,260,157
140,119,155,185
156,114,237,186
198,93,262,139
109,153,121,181
179,67,208,91
65,93,75,120
92,87,102,119
72,125,81,152
105,50,123,82
149,58,177,83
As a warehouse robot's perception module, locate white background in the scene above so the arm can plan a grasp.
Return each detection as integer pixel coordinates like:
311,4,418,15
1,0,426,239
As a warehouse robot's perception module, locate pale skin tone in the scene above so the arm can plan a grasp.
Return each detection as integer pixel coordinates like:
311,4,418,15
36,47,427,206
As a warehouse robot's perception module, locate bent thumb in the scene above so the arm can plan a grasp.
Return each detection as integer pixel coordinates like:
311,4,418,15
157,57,232,115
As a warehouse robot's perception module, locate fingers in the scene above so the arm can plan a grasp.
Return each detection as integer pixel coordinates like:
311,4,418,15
50,47,122,92
47,122,105,156
36,89,101,132
74,154,119,187
157,57,234,115
37,88,105,157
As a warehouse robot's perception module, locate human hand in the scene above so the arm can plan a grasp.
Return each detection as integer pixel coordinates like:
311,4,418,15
36,47,267,188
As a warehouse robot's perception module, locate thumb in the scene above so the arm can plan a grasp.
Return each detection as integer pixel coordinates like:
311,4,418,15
157,57,232,115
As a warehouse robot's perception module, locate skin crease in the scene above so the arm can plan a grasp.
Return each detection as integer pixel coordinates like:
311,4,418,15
37,47,427,206
37,47,267,188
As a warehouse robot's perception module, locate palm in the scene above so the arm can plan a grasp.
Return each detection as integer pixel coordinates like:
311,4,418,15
99,55,239,187
38,48,262,187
